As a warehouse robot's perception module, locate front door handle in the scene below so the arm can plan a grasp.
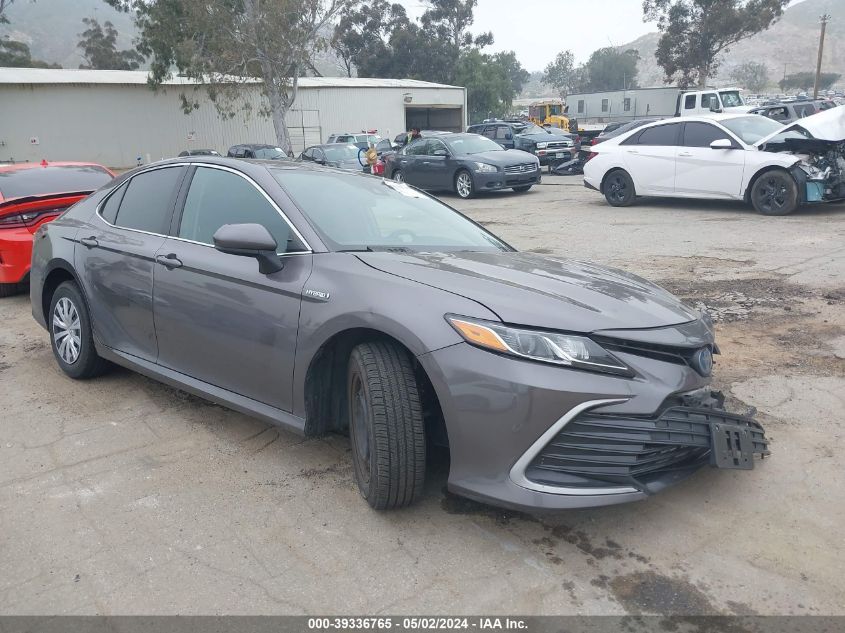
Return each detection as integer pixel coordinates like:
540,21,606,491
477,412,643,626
626,150,639,154
678,152,693,157
155,253,183,269
80,236,99,248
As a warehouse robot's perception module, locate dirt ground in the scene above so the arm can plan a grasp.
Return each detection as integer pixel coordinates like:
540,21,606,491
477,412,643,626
1,175,844,616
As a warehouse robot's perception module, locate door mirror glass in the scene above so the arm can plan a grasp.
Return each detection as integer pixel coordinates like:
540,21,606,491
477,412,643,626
213,223,283,274
709,138,733,149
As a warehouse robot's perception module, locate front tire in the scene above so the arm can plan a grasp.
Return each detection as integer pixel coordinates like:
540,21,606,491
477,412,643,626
393,170,404,183
603,169,636,207
347,340,426,510
512,185,532,193
750,169,799,216
455,169,475,199
49,281,109,379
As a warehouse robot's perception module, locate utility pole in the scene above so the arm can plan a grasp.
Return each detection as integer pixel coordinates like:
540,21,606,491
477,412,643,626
813,14,830,99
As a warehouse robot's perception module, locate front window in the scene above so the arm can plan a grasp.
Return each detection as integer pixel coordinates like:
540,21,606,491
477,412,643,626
444,135,504,155
719,116,783,145
719,91,744,108
271,170,511,253
0,165,112,200
323,145,360,162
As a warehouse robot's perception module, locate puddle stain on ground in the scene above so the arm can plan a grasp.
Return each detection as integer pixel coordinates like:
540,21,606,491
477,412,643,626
609,571,719,615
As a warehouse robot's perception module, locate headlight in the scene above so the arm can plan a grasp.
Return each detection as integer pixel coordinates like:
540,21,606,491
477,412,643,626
535,142,548,149
446,316,633,376
473,162,498,173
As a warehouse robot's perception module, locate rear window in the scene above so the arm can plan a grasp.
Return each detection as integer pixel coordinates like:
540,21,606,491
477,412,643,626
624,123,680,146
113,166,183,234
0,165,112,200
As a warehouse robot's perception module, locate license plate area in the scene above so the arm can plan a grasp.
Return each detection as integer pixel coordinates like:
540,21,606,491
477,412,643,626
710,422,754,470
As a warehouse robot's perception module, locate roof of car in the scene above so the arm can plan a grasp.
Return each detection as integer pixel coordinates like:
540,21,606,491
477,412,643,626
0,161,108,173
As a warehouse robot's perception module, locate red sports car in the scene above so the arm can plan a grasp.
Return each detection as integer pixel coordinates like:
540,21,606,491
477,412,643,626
0,162,115,297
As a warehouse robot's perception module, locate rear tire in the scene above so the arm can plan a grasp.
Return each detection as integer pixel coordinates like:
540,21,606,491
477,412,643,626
393,170,404,183
512,185,532,193
603,169,636,207
347,340,426,510
750,169,799,216
48,281,109,379
0,283,21,298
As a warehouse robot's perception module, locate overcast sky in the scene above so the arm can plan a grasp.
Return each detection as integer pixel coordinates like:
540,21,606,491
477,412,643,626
396,0,809,72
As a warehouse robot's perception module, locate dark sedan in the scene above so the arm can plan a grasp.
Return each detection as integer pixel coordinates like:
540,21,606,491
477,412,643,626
29,157,768,513
385,133,541,199
299,144,364,171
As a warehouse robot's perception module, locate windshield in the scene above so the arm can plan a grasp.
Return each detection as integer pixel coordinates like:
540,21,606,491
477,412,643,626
270,170,511,252
444,135,504,155
720,116,784,145
0,165,112,200
323,145,360,161
719,91,744,108
515,123,547,135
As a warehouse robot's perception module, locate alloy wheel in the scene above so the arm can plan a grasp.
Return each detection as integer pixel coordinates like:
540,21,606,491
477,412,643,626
456,172,472,198
394,171,404,183
607,174,628,203
52,297,82,365
756,175,789,213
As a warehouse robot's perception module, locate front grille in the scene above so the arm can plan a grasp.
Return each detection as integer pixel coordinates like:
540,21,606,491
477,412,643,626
546,141,573,150
593,336,711,369
503,163,536,175
525,406,768,490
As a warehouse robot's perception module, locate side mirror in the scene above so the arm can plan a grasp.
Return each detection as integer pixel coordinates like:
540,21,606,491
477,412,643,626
213,223,284,274
709,138,733,150
433,149,448,157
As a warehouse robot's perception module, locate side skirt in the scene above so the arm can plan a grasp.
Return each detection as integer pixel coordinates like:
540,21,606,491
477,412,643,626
96,344,307,436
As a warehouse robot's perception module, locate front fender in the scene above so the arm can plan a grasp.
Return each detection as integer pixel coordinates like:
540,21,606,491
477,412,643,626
291,253,498,417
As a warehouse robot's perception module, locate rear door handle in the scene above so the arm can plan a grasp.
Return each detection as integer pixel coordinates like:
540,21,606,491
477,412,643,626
678,152,693,157
80,236,99,248
155,253,183,269
626,150,639,154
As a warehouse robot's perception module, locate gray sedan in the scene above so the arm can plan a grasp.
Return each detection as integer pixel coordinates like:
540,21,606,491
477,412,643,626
29,157,768,512
387,133,541,198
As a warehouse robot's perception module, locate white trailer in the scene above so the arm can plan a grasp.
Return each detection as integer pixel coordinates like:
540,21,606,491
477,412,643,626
567,87,750,126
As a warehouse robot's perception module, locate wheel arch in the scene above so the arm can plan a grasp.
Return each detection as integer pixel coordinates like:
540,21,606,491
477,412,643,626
39,260,83,327
743,159,802,204
600,166,631,194
301,325,448,452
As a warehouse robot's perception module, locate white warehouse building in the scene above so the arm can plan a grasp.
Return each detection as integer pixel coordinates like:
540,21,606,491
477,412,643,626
0,68,467,168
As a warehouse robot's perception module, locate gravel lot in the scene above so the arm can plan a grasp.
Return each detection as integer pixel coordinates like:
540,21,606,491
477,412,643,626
1,175,844,615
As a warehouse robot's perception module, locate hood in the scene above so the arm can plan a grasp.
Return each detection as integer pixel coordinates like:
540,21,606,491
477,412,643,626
518,132,573,143
755,105,845,146
462,149,537,165
355,251,699,332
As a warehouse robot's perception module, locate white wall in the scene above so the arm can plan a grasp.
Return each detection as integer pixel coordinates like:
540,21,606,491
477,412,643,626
0,83,465,168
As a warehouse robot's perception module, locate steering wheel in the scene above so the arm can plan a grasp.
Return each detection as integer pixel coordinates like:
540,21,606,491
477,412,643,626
387,229,417,244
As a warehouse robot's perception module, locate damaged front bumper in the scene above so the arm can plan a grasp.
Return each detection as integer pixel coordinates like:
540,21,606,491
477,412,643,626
513,389,770,497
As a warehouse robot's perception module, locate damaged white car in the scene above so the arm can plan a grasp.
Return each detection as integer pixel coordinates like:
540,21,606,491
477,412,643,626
583,106,845,215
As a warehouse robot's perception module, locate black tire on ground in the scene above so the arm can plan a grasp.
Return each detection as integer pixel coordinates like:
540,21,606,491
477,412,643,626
0,283,21,298
512,185,532,193
454,169,475,199
750,169,799,216
347,340,426,510
48,281,109,379
393,170,404,183
603,169,636,207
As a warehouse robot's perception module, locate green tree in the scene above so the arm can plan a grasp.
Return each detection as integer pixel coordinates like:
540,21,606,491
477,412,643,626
579,48,639,92
494,51,529,97
643,0,789,88
419,0,492,51
455,49,510,122
0,38,59,68
106,0,350,155
77,17,144,70
330,0,411,77
543,50,576,97
729,61,769,92
0,0,17,24
779,71,840,92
